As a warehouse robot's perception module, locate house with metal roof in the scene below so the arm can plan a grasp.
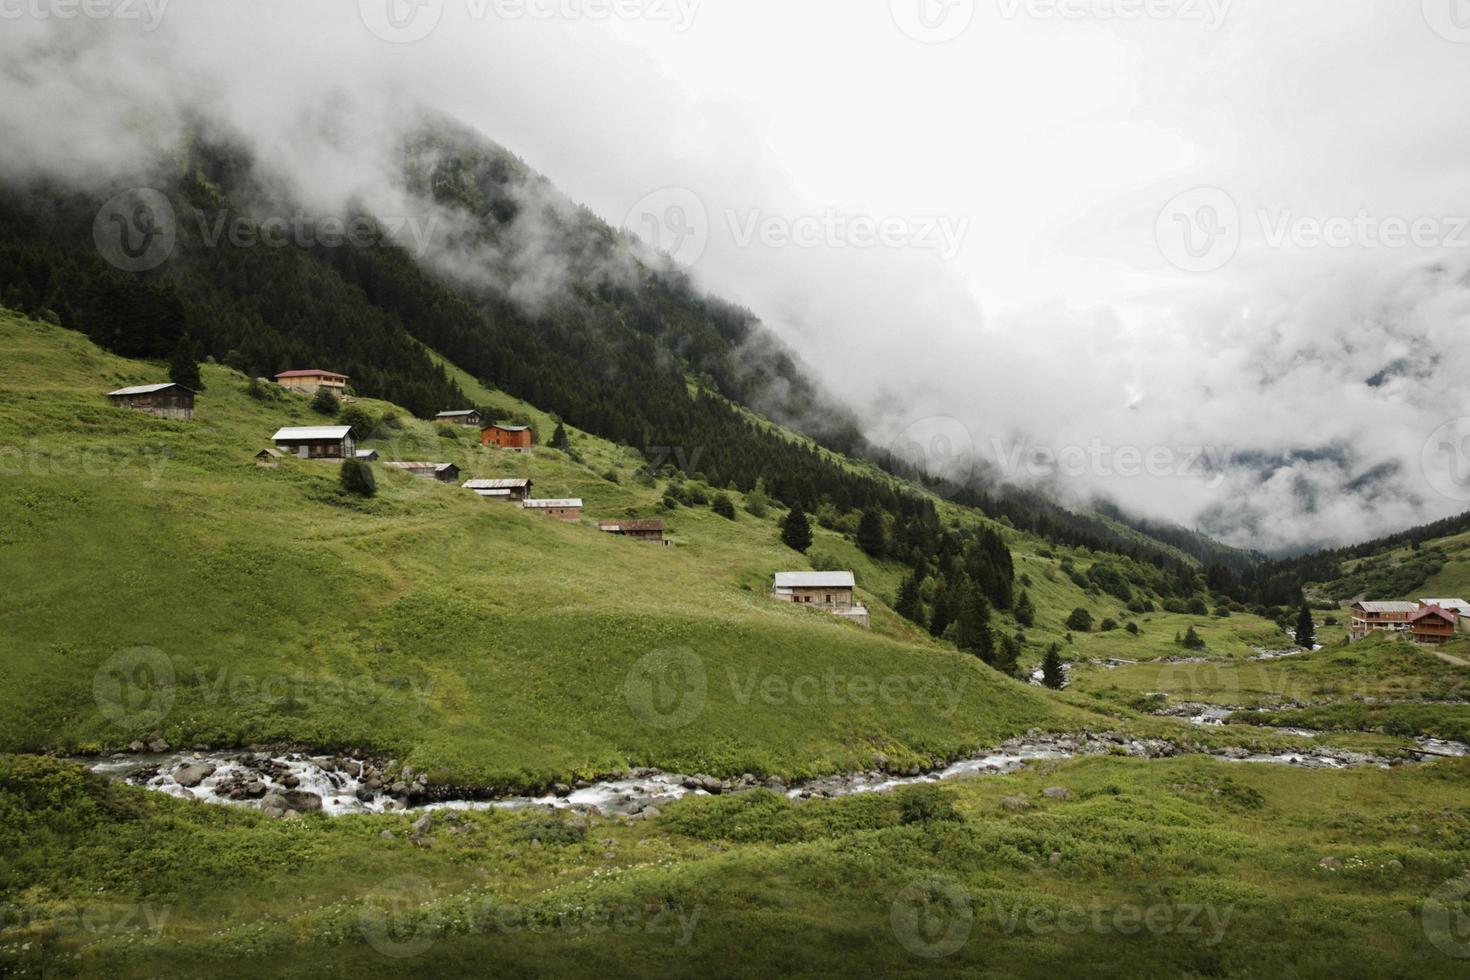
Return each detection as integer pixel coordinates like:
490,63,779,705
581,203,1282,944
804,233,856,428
1410,605,1460,645
1420,599,1470,633
436,410,483,427
383,461,461,483
522,498,582,522
106,382,195,420
1349,601,1421,641
481,423,534,452
598,519,667,544
272,425,356,460
771,571,869,628
274,370,348,395
462,478,533,500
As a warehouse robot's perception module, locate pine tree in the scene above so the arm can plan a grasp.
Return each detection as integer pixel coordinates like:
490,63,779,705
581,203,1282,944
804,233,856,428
1014,590,1035,628
712,493,736,520
1295,604,1316,649
1181,626,1206,650
856,508,886,558
895,573,924,626
1041,643,1066,689
550,422,570,450
780,505,813,553
955,586,994,663
995,633,1021,678
168,332,202,390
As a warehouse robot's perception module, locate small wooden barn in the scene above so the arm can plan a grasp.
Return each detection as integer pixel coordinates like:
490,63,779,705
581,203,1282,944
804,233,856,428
383,462,461,483
598,519,667,544
272,425,356,460
275,370,349,395
462,477,533,500
522,498,582,522
771,571,870,628
255,448,286,469
436,410,483,427
481,424,534,452
107,383,195,420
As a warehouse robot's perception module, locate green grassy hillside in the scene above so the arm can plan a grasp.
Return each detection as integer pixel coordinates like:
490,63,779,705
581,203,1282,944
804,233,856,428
0,311,1099,786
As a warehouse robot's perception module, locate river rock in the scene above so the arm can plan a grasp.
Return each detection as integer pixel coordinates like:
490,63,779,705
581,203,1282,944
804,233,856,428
412,814,435,836
1043,787,1070,800
1001,795,1031,812
173,763,216,788
147,738,169,753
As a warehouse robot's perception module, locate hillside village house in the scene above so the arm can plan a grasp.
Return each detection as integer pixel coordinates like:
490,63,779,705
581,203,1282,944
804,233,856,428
1351,599,1466,644
1420,598,1470,634
106,383,195,420
436,410,483,427
481,424,534,452
254,448,286,468
272,425,356,460
1409,606,1459,645
355,449,381,462
462,478,533,500
771,571,870,628
383,462,461,483
598,519,667,544
523,498,582,522
275,370,349,396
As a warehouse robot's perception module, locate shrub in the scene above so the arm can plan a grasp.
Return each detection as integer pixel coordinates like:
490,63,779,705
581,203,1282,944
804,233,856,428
897,784,963,825
1066,608,1094,633
1180,627,1206,650
311,388,340,415
1186,596,1210,616
339,405,376,439
1099,618,1118,632
246,377,269,400
712,493,736,519
1125,622,1140,635
339,460,375,498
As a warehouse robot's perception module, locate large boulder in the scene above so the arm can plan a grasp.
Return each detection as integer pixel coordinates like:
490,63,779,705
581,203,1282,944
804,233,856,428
172,763,216,788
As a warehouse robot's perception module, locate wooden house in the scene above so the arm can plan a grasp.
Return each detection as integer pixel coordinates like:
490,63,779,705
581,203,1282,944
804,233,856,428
107,383,195,420
1420,599,1470,634
355,449,381,462
1410,606,1459,645
1348,601,1419,641
462,478,533,500
383,462,461,483
272,425,356,460
481,424,534,452
275,370,349,395
254,448,286,469
436,410,483,427
598,519,667,544
771,572,870,628
522,498,582,522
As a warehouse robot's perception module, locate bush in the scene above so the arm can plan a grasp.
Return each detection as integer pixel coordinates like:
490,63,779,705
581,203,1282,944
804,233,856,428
339,460,375,498
1066,608,1094,632
339,405,376,439
1186,596,1210,616
1180,626,1206,650
311,388,340,415
246,377,269,400
897,784,963,825
1099,618,1118,632
712,493,736,519
1125,622,1140,635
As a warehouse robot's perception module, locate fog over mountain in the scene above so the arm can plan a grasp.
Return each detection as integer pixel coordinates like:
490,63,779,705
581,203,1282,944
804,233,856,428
5,2,1470,554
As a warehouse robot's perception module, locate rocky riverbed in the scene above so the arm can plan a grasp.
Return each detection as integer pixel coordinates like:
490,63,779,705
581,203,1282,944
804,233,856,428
84,728,1466,822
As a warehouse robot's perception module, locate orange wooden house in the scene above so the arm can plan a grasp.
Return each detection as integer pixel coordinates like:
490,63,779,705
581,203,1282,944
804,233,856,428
1409,606,1459,645
481,424,534,452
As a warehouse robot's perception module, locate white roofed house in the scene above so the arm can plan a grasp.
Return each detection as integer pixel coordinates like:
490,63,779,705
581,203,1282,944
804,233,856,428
772,571,869,628
272,425,356,460
462,477,534,500
435,410,484,427
107,382,195,420
383,461,461,483
522,498,582,522
1349,601,1421,641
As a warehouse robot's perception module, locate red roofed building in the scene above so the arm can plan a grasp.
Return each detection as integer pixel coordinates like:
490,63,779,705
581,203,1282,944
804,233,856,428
275,370,349,395
1410,606,1459,645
